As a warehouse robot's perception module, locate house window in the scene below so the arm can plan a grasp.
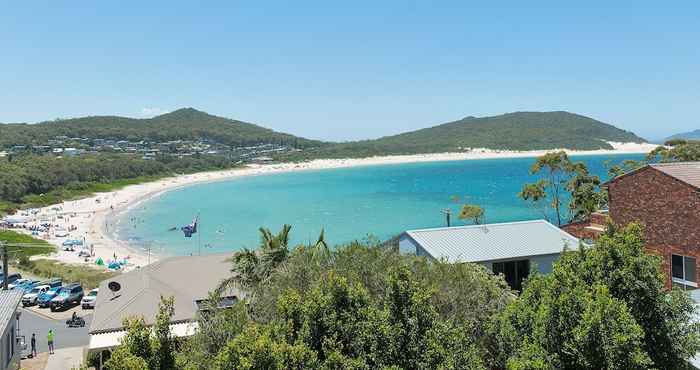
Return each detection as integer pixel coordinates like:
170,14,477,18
492,259,530,291
672,254,697,288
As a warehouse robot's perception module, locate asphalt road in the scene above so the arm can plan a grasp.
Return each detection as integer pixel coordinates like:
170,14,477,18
18,307,92,354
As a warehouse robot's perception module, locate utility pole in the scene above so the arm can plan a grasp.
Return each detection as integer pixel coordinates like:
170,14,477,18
1,242,8,290
441,209,452,227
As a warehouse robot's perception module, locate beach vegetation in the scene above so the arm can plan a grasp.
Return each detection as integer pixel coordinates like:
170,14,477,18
0,153,243,214
0,230,54,259
1,230,115,289
648,140,700,162
14,258,118,289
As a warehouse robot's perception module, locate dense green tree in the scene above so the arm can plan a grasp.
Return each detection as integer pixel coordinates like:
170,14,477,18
491,224,700,369
213,325,319,370
176,294,250,369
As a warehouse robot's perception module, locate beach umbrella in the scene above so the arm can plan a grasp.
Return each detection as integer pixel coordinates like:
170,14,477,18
95,257,104,266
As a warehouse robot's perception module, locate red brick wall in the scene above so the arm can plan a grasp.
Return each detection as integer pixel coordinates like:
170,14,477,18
608,167,700,287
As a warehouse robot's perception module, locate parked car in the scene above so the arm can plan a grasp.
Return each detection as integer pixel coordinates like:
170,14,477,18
17,280,39,292
81,288,99,309
0,273,22,286
37,286,63,308
22,285,50,307
41,279,62,289
9,278,36,291
50,284,84,311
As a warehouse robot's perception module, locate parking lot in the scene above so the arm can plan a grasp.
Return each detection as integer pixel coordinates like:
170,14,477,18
18,307,92,354
23,301,94,321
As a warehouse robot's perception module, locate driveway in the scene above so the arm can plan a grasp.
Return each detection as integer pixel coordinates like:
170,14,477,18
18,307,92,354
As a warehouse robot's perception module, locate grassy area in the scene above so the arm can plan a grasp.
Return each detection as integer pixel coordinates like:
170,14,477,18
14,258,118,290
1,230,115,289
0,230,54,259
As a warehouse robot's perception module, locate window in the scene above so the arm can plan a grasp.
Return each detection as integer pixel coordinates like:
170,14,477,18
672,254,697,288
492,259,530,291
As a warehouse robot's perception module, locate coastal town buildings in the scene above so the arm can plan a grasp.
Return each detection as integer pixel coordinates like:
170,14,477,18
88,253,239,368
565,162,700,290
400,220,580,290
2,135,294,162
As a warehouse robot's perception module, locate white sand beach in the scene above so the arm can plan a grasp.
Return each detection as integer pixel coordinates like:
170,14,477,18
3,142,658,272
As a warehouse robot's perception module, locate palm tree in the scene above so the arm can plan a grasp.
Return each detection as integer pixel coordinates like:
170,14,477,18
218,224,293,297
309,228,330,264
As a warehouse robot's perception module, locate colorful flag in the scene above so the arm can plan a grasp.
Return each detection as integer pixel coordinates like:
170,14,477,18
181,215,198,238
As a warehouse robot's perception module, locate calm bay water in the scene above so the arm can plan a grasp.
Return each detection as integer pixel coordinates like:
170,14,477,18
114,154,644,257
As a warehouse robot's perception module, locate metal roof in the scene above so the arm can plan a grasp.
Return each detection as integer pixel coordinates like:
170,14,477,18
650,162,700,189
0,290,23,331
403,219,579,263
89,253,238,334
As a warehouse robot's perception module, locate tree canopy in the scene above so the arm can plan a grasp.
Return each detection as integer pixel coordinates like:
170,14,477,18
519,151,603,226
103,222,700,370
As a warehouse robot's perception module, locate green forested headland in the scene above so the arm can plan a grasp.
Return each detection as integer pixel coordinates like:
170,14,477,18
0,108,321,149
285,111,646,159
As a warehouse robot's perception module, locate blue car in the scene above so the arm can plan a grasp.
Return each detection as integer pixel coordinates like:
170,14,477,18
37,286,63,308
9,279,37,291
19,280,40,292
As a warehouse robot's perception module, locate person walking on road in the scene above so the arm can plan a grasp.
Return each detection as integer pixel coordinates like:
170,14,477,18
47,330,55,354
30,333,36,357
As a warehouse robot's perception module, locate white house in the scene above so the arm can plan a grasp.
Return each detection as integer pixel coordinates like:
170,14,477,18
399,220,580,290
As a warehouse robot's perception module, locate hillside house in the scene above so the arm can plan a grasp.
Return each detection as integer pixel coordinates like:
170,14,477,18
565,162,700,289
400,220,580,290
88,253,239,368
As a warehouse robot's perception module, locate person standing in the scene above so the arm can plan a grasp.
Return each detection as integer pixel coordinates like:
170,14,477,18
30,333,36,357
47,330,55,354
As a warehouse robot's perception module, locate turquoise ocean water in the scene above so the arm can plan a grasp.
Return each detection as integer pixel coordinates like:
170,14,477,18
114,154,644,257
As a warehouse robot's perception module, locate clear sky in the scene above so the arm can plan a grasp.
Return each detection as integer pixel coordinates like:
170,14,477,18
1,1,698,141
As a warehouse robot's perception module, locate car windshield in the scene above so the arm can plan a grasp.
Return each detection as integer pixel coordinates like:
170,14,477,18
88,291,97,297
29,287,41,294
58,290,70,298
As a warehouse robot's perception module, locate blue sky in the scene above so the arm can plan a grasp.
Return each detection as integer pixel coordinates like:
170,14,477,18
1,1,698,141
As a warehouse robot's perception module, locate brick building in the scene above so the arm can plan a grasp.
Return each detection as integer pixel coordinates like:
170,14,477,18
564,162,700,289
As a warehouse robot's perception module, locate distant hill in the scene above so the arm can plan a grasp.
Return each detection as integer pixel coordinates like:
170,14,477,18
1,109,647,158
663,129,700,142
0,108,321,149
300,111,646,158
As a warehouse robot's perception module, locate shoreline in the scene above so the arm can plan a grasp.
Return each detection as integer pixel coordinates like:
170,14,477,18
4,142,658,271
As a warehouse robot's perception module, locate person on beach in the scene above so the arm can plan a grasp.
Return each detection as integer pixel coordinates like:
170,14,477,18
30,333,36,357
47,330,55,354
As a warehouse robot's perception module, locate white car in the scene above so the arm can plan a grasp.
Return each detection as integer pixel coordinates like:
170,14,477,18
22,285,50,306
81,288,99,309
